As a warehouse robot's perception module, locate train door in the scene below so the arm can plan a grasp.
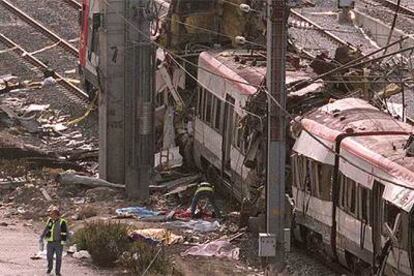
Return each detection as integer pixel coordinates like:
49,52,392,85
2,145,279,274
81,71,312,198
372,181,385,266
221,95,235,174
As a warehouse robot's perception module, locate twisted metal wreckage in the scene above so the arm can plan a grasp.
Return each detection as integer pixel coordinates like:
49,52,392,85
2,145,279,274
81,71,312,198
78,1,414,274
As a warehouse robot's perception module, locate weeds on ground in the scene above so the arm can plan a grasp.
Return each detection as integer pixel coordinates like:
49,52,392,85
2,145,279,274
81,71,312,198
119,242,172,275
78,205,98,219
72,221,131,267
73,221,179,274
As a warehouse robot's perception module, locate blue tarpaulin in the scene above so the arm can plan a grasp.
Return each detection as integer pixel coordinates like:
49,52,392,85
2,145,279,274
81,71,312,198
115,207,160,218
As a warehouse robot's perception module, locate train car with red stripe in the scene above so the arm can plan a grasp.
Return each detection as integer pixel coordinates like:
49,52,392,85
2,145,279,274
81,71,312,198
291,97,414,275
78,0,172,97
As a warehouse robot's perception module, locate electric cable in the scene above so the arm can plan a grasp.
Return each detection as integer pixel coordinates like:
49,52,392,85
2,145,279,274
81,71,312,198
101,0,414,190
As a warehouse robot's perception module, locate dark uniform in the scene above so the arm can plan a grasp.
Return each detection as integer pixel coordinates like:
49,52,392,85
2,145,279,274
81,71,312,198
190,182,221,218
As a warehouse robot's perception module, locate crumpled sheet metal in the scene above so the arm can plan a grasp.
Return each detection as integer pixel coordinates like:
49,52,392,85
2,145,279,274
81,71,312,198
181,240,240,260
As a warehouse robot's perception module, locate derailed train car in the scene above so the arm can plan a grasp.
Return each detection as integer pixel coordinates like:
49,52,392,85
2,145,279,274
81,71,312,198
192,49,321,201
291,98,414,275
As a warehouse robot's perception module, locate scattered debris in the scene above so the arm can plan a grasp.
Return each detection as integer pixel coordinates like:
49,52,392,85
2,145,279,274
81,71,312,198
115,206,161,219
129,228,184,245
181,239,240,260
57,172,125,189
40,188,52,201
165,220,221,233
73,250,91,259
85,187,118,202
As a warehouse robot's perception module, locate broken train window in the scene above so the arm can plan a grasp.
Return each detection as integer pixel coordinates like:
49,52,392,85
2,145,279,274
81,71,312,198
205,92,213,124
213,96,222,131
339,173,357,217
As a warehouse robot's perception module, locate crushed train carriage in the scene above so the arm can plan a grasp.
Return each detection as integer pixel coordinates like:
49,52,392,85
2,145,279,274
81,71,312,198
77,1,414,274
292,98,414,275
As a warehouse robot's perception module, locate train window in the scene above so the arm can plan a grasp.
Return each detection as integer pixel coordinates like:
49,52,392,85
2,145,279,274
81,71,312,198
297,155,308,191
309,161,319,197
318,164,333,201
234,115,243,151
349,181,356,215
197,87,203,118
384,201,400,229
200,88,206,120
213,97,222,131
359,186,371,225
339,174,358,217
291,154,298,187
205,92,212,124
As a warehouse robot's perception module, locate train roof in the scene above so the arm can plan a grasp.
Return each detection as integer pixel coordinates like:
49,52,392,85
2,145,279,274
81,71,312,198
198,50,320,96
299,98,414,209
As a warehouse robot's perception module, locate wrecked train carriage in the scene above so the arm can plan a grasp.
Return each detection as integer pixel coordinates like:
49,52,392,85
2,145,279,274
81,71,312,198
291,98,414,275
193,50,322,201
78,0,265,95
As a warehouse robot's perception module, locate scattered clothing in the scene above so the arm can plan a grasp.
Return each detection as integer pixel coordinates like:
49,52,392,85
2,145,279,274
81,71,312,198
165,220,221,233
181,240,240,260
115,206,161,218
129,228,183,245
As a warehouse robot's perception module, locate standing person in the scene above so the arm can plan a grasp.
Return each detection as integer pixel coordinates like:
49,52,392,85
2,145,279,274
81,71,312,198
190,182,221,218
39,206,68,276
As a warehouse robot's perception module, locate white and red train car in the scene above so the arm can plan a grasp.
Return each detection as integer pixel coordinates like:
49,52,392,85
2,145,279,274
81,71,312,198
193,50,319,200
292,97,414,275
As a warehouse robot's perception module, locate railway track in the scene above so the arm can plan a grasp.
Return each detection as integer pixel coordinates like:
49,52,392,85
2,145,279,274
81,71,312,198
0,33,88,102
0,0,79,57
372,0,414,17
290,9,361,57
62,0,81,10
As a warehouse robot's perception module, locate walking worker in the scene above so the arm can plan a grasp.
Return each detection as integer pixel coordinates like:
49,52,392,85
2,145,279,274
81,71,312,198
190,181,221,218
39,206,68,276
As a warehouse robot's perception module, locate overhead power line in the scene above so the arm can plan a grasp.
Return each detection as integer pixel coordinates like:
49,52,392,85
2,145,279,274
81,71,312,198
101,0,414,190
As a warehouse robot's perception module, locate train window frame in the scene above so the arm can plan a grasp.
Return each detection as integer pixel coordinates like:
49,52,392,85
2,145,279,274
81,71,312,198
318,163,332,201
339,174,358,217
308,160,319,197
383,201,408,250
200,88,207,119
233,115,243,152
291,154,298,188
213,97,222,131
358,185,371,225
197,87,203,119
205,92,213,124
297,155,308,191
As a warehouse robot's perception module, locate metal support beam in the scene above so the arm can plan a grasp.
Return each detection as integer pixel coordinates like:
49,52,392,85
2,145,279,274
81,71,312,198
266,0,287,273
124,0,154,200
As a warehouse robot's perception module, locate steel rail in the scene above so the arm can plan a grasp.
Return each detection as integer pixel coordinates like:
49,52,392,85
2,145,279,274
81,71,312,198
0,0,79,57
372,0,414,17
62,0,82,10
290,9,358,52
0,33,88,102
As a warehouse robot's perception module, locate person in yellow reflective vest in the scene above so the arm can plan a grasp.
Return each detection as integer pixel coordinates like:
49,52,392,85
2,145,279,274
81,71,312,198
190,182,221,218
39,206,68,276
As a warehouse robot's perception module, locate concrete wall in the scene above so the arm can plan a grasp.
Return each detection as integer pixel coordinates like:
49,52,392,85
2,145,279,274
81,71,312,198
353,9,414,56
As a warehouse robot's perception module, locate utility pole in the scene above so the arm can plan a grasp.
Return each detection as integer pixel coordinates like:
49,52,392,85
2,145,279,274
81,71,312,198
99,0,154,200
124,0,154,200
265,0,287,273
99,0,126,184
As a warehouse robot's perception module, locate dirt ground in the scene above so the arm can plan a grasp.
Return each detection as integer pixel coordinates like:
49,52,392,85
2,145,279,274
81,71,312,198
0,219,113,276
